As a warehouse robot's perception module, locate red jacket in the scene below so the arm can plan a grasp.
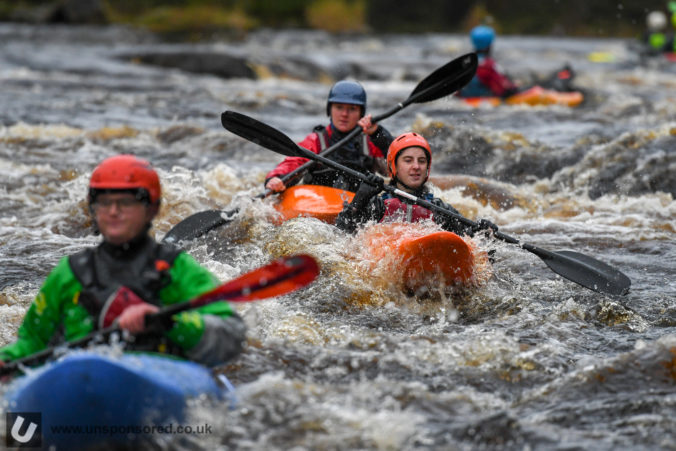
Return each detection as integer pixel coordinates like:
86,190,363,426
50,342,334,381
265,125,386,181
476,57,518,97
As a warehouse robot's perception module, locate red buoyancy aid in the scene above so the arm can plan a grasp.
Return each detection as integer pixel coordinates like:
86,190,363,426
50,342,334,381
382,197,433,223
476,57,518,97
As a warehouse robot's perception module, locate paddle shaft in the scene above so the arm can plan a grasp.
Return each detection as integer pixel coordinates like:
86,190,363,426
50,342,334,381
163,91,450,235
304,150,630,294
375,185,574,261
301,149,477,228
221,111,631,296
162,54,477,243
259,114,371,197
0,254,319,375
0,325,119,376
259,62,469,197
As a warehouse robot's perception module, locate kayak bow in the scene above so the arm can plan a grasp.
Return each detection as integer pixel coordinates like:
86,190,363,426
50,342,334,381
4,352,232,448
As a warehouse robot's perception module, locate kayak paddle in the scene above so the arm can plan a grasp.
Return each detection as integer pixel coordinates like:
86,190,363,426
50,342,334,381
162,53,478,244
221,111,632,297
1,254,319,376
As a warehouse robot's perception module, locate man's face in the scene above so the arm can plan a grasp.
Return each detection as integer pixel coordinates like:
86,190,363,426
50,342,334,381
330,103,362,133
92,192,155,245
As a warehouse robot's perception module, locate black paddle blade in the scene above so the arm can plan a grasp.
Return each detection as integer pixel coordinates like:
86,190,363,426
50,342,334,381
221,111,303,158
162,209,236,244
538,249,631,296
408,53,477,103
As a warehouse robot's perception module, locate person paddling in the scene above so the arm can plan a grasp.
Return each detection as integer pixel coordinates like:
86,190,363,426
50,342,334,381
642,10,669,55
458,25,518,98
336,132,497,236
265,80,393,193
0,155,246,368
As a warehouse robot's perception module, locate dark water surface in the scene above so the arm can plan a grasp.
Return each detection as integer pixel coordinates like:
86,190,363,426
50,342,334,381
0,24,674,450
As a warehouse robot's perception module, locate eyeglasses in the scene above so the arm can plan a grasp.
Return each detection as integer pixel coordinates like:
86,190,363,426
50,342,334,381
92,197,144,212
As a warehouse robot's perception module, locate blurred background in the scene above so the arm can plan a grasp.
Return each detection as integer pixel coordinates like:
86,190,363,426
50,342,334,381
1,0,672,38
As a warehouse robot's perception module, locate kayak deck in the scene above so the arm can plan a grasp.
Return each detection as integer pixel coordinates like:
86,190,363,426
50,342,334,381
274,185,354,224
355,223,486,293
5,352,230,448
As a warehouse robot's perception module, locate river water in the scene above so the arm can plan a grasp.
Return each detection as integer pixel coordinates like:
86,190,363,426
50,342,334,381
0,24,674,450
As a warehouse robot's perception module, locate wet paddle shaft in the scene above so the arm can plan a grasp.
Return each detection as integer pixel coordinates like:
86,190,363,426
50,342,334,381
162,53,478,244
0,254,320,376
220,111,632,297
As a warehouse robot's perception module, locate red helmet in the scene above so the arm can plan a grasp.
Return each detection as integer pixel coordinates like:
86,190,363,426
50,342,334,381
89,155,160,204
386,132,432,182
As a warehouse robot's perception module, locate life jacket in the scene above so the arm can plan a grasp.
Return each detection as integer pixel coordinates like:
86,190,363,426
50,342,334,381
314,124,370,164
648,32,667,50
303,125,371,191
381,193,434,223
68,235,183,354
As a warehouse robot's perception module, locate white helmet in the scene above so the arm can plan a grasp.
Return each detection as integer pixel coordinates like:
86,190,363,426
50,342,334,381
647,11,667,31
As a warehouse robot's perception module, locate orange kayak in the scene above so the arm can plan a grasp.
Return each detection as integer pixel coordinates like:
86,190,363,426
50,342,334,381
506,86,584,107
274,185,354,224
356,223,483,292
273,189,489,292
462,86,584,107
462,97,501,107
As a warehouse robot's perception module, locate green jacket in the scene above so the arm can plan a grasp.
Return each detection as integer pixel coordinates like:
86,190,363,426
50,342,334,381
0,251,240,364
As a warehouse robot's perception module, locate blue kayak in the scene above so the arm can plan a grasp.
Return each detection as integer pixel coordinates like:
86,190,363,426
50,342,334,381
4,352,233,449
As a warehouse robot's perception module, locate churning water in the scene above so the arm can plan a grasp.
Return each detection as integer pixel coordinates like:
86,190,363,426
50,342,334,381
0,24,674,450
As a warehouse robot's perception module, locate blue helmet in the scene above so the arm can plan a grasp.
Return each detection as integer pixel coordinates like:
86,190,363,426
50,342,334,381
470,25,495,51
326,80,366,116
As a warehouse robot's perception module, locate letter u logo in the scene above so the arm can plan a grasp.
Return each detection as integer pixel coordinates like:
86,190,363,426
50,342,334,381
10,416,37,443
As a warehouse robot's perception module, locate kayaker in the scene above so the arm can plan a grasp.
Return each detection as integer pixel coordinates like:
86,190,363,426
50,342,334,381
335,132,498,236
0,155,246,368
264,79,393,193
665,3,676,53
642,10,669,55
458,25,519,98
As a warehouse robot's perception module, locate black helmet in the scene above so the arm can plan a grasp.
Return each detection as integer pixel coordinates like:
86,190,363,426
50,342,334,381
326,80,367,116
